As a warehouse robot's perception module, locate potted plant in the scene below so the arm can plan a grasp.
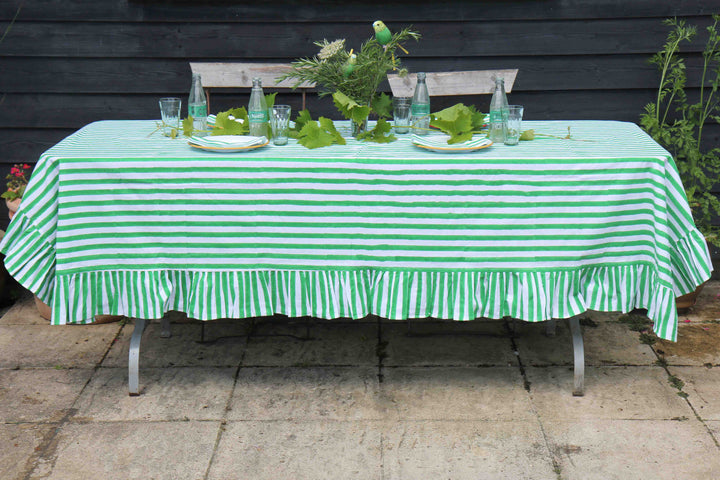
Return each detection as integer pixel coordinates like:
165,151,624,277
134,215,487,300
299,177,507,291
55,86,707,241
2,163,31,220
280,22,420,136
639,16,720,308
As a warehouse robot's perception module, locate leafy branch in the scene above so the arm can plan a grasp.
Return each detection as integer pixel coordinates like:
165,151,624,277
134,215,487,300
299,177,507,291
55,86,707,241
279,25,420,130
639,15,720,245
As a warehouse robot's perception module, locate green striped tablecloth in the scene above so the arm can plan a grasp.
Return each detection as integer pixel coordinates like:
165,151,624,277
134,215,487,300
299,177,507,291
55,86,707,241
1,120,712,340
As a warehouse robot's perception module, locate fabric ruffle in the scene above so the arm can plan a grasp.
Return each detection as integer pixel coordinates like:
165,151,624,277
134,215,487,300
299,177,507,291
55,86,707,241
51,263,701,341
1,212,56,303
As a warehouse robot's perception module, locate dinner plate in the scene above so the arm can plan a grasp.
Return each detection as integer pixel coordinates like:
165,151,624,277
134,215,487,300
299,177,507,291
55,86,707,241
412,134,493,153
188,135,269,152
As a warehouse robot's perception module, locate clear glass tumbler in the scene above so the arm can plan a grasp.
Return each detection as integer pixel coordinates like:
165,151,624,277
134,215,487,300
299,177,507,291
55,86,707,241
504,105,524,145
159,97,182,137
392,97,412,134
270,105,291,145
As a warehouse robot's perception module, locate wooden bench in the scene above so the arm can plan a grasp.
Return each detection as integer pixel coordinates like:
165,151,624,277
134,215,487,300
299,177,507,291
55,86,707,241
387,69,518,97
189,62,316,112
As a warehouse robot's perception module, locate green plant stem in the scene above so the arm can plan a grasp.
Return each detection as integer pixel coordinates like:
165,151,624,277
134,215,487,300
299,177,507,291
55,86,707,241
698,17,720,145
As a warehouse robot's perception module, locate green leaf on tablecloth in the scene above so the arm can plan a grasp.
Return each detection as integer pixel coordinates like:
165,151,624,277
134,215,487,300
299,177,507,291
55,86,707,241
296,118,347,149
289,109,314,139
520,129,535,141
430,103,474,144
297,121,334,149
212,108,249,136
318,117,346,145
371,93,393,119
357,118,397,143
182,117,194,137
332,91,371,125
468,104,487,130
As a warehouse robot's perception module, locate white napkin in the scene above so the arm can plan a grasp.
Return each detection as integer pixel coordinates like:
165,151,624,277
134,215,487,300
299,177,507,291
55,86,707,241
411,134,492,148
188,135,267,148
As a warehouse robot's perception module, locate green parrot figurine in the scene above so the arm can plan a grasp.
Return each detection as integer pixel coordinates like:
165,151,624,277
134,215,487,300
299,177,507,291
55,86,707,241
343,51,357,78
373,20,392,45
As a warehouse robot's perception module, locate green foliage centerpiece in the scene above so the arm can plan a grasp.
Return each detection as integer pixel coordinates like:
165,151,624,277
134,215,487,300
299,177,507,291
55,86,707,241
280,22,420,139
639,15,720,246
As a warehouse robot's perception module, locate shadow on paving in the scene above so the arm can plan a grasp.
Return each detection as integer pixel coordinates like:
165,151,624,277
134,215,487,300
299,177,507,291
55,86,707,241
0,283,720,479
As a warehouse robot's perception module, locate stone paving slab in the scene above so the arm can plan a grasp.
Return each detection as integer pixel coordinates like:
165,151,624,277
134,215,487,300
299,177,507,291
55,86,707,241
706,420,720,439
208,420,382,480
0,293,49,326
526,366,694,420
103,320,249,368
31,421,219,480
381,321,518,367
380,420,557,480
0,368,93,422
667,365,720,420
228,366,387,421
0,423,54,480
0,324,120,368
242,322,378,366
544,419,720,480
655,323,720,366
679,280,720,323
514,320,657,366
380,367,536,421
74,367,236,422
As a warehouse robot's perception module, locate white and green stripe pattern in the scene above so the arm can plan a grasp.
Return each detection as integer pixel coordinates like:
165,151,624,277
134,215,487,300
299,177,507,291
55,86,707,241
1,120,712,340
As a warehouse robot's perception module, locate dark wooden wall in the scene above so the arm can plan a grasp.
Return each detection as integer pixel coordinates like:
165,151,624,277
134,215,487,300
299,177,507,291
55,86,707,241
1,0,720,229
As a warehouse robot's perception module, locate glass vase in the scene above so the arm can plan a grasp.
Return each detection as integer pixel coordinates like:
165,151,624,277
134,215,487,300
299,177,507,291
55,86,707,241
351,117,368,137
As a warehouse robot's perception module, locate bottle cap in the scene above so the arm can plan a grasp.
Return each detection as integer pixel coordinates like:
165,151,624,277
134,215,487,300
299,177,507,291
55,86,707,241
417,72,426,80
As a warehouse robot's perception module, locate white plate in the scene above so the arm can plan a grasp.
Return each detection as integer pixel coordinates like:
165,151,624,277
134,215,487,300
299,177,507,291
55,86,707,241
188,139,269,153
412,134,493,153
188,135,269,152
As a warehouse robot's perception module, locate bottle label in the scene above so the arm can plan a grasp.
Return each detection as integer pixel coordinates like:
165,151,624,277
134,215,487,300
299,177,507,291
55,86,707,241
411,103,430,117
189,104,207,118
489,108,508,124
249,110,268,123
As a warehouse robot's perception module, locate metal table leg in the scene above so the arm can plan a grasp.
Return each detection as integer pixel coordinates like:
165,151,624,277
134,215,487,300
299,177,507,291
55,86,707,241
568,316,585,396
128,318,149,396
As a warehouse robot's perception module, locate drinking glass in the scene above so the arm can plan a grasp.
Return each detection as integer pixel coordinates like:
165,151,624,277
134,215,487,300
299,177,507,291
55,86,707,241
505,105,524,145
392,97,412,134
159,98,181,136
270,105,291,145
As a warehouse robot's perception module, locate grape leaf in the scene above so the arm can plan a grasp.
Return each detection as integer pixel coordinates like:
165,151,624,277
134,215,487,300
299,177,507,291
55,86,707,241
212,107,249,136
289,109,314,139
370,93,393,119
332,91,371,125
297,121,335,149
357,118,397,143
467,104,487,130
430,103,474,144
265,93,277,110
318,117,346,145
520,129,535,141
182,117,194,137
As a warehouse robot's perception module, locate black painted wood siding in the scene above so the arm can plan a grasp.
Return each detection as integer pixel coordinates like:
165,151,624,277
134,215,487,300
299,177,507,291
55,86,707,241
1,0,719,226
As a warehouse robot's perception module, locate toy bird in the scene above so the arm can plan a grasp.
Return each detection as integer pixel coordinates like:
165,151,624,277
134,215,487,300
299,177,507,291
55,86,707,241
372,20,409,56
373,20,392,45
343,50,357,78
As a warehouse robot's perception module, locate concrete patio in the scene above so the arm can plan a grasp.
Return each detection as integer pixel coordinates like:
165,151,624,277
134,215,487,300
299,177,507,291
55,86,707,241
1,283,719,480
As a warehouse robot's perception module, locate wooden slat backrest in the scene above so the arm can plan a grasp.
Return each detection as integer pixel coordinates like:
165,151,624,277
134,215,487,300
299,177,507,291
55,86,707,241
189,62,315,110
386,69,518,97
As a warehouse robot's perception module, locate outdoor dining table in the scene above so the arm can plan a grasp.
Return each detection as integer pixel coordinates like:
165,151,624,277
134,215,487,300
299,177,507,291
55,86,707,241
1,119,712,395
